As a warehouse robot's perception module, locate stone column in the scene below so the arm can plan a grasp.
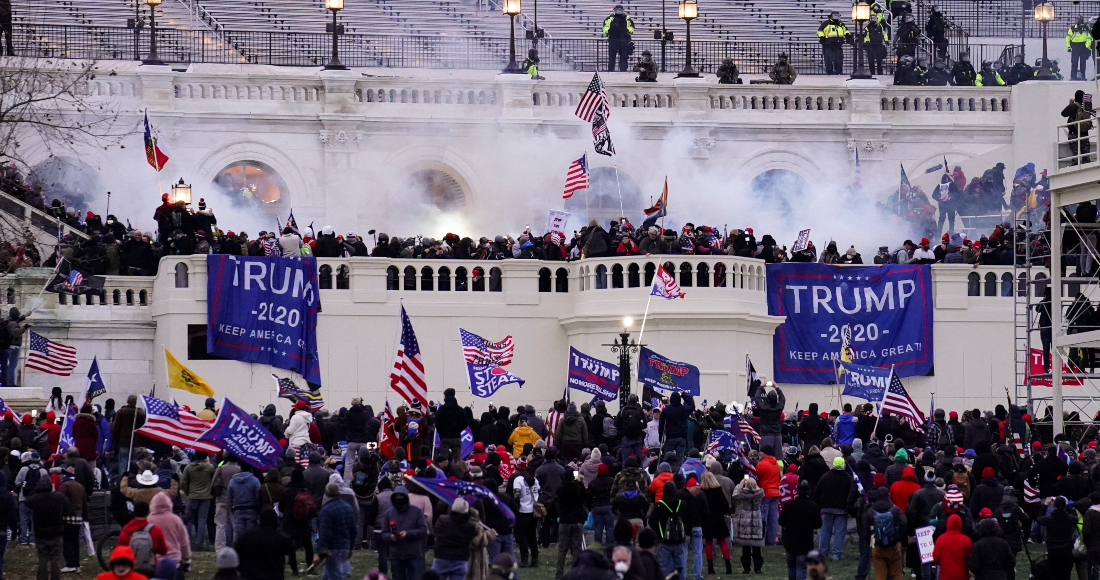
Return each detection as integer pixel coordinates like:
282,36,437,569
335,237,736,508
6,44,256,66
318,70,365,232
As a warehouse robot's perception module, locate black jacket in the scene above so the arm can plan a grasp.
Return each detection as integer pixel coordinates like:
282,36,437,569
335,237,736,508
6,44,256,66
778,496,821,554
435,398,467,440
1038,507,1077,551
968,528,1016,580
235,512,299,580
798,407,831,449
810,468,852,511
556,478,589,525
969,477,1004,518
658,401,689,440
432,510,479,561
964,418,992,449
753,388,785,435
344,405,370,444
612,491,650,520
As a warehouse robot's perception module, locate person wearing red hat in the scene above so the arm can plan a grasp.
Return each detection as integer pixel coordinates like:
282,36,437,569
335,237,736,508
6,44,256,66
934,233,951,262
969,467,1003,517
911,238,936,263
932,514,972,580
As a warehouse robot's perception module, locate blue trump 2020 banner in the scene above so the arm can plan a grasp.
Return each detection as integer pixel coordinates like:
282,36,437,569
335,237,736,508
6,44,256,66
767,263,933,384
207,255,322,384
637,347,700,396
198,398,284,471
567,347,619,402
837,361,893,401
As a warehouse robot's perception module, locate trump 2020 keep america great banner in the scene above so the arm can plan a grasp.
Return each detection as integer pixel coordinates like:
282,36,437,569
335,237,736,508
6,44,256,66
766,263,933,384
207,255,322,384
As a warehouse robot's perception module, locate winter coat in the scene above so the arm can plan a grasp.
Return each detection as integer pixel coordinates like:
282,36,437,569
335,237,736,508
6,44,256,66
227,471,260,509
579,449,603,487
967,523,1016,580
556,478,589,525
834,414,857,446
258,405,284,440
380,502,427,559
964,418,992,449
147,493,190,564
433,509,479,561
112,402,146,450
658,400,690,440
72,413,99,461
701,487,730,539
555,412,589,447
907,484,945,529
890,467,921,511
316,496,357,553
180,460,214,501
730,485,765,547
756,455,781,497
612,490,649,520
284,411,313,448
1038,507,1077,551
799,451,829,493
508,426,541,458
778,495,821,555
1082,505,1100,554
811,467,853,512
933,514,973,580
969,477,1004,517
343,404,369,444
121,474,177,507
753,389,785,434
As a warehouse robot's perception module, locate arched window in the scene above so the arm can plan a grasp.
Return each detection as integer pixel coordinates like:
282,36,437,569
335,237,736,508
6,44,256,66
472,268,485,292
1034,273,1048,297
697,263,710,287
139,290,148,305
386,266,400,290
984,272,997,297
714,262,726,287
336,265,350,289
4,288,13,304
438,267,452,291
319,265,333,289
126,289,134,305
967,272,980,296
211,160,288,218
644,263,656,286
174,263,189,288
612,264,624,289
421,267,434,291
679,263,692,287
455,267,469,291
628,263,641,288
489,267,502,292
539,268,552,293
555,268,569,292
112,290,121,305
595,265,608,289
1017,272,1028,297
1001,272,1013,297
403,266,417,290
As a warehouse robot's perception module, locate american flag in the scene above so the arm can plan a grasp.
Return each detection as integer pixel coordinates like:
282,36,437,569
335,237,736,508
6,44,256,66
62,270,83,292
574,72,609,122
26,332,78,376
738,416,761,444
1023,477,1040,504
651,397,665,410
882,370,925,431
272,374,325,412
390,306,428,407
651,265,686,300
459,328,515,366
546,408,561,447
1012,432,1026,458
563,154,589,199
137,395,220,453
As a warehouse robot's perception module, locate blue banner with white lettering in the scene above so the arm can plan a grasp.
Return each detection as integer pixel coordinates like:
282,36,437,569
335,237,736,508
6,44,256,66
836,361,893,401
567,347,619,402
206,255,322,385
467,363,525,398
767,264,933,384
57,405,76,454
197,398,284,471
637,347,701,396
460,427,475,459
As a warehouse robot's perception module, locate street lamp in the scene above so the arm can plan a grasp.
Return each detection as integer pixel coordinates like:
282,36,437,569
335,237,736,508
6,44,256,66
653,0,674,72
170,178,191,205
141,0,165,66
676,0,699,78
324,0,347,70
604,321,643,405
849,2,872,79
1035,2,1056,80
502,0,524,73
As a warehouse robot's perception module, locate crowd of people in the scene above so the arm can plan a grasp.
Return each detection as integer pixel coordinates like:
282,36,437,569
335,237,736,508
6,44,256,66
2,382,1100,580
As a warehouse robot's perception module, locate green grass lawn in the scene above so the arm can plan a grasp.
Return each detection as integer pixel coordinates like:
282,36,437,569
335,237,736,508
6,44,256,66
0,541,1045,580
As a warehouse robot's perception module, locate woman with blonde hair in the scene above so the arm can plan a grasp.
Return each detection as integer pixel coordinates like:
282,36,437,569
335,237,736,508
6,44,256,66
700,471,733,574
731,476,765,574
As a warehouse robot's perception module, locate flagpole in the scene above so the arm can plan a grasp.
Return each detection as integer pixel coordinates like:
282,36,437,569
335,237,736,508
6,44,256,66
872,365,894,438
637,293,655,344
612,158,624,220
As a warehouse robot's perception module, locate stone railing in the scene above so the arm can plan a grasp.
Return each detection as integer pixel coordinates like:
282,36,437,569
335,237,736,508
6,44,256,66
880,86,1011,112
708,86,850,111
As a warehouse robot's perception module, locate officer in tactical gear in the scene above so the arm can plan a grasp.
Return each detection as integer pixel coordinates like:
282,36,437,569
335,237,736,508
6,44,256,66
634,50,657,82
951,51,977,86
893,55,922,86
1066,16,1093,80
522,48,545,80
926,5,949,61
925,58,952,86
895,13,921,59
817,11,850,75
1005,54,1034,85
769,53,797,84
864,16,889,75
975,60,1005,86
603,4,635,72
716,57,741,84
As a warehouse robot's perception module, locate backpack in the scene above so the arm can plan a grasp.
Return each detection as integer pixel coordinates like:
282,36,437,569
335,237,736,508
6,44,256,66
933,422,951,449
292,490,319,520
872,509,897,546
129,523,157,575
602,416,618,439
621,406,645,438
997,508,1021,542
952,472,971,499
658,500,685,543
21,466,41,497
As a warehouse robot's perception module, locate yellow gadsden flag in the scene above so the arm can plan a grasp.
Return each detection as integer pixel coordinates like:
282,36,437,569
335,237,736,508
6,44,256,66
165,349,215,396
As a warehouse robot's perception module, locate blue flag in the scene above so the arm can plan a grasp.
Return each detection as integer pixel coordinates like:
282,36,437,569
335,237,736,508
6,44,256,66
707,429,738,453
679,457,706,481
566,347,619,402
57,405,77,454
637,347,700,396
86,357,107,401
197,398,285,471
460,427,475,459
835,361,893,401
408,476,515,522
467,363,525,398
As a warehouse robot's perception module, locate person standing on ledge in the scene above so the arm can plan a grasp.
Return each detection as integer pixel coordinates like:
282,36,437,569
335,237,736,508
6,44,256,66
603,5,634,73
1066,16,1093,81
817,11,850,75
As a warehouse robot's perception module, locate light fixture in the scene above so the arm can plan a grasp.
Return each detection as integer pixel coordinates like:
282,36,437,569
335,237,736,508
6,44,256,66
1034,2,1055,79
502,0,523,73
141,0,165,66
851,1,870,22
623,316,634,328
502,0,522,16
849,2,872,80
676,0,699,77
1033,2,1054,22
170,178,191,205
324,0,347,70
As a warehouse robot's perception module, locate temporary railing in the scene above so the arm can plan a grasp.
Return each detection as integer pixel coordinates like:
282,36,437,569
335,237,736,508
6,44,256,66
1055,116,1098,172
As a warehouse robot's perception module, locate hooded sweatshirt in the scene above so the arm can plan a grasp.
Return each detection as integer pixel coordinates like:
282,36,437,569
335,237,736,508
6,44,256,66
95,547,145,580
148,493,191,564
119,517,168,559
284,410,313,448
933,514,973,580
508,424,541,458
890,466,921,511
834,413,857,446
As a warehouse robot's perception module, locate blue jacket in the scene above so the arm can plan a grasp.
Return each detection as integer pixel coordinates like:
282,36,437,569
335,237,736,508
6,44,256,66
834,414,858,447
317,497,357,552
227,471,260,509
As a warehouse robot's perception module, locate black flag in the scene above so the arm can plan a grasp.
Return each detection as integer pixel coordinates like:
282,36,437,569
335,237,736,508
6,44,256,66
44,258,105,296
746,354,761,399
591,105,615,157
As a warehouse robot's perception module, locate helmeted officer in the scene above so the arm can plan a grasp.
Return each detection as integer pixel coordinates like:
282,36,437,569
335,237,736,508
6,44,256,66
864,16,889,75
925,58,953,86
1067,16,1093,80
603,4,635,72
975,60,1006,86
925,5,948,61
895,13,921,59
951,51,977,86
817,11,850,75
1005,54,1034,85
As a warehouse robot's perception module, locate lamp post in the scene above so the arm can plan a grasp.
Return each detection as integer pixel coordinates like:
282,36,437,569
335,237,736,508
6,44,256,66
324,0,347,70
676,0,699,78
1035,2,1056,80
653,0,674,72
604,317,642,405
170,178,192,205
502,0,524,73
141,0,165,66
849,2,872,79
524,0,544,44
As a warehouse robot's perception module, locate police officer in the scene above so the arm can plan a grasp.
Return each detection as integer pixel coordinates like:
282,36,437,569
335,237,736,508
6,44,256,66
893,55,921,86
895,13,920,59
1005,54,1034,85
817,11,850,75
975,60,1005,86
1067,16,1093,80
864,15,889,75
634,50,657,82
951,51,976,86
870,2,889,27
521,48,545,80
716,57,741,84
925,58,952,86
603,4,634,72
925,5,948,61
